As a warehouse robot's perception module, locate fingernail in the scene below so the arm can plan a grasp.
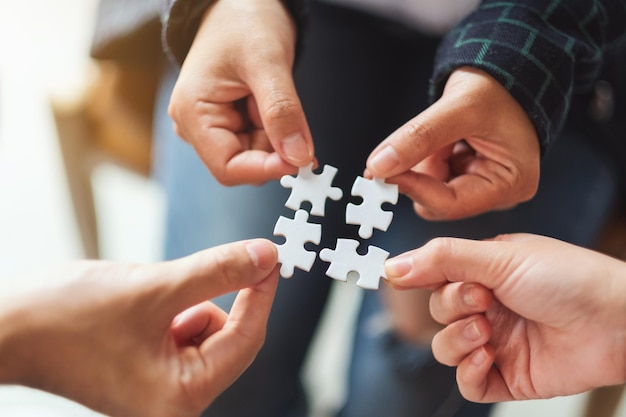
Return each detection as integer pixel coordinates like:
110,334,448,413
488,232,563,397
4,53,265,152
463,319,481,342
462,284,478,309
368,146,400,175
281,132,311,165
384,256,412,280
471,346,488,366
246,240,277,270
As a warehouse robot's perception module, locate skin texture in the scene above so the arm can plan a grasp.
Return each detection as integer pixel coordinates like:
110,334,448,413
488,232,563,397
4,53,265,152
169,2,541,221
384,233,626,403
167,0,542,381
0,239,279,417
366,67,540,220
168,0,314,186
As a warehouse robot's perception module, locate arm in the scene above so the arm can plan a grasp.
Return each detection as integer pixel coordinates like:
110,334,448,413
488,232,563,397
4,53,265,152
385,233,626,402
366,0,626,220
431,0,626,152
0,239,278,417
161,0,306,66
161,0,313,186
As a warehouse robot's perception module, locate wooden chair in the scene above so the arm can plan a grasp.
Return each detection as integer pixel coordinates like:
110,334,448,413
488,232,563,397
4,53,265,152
52,60,159,258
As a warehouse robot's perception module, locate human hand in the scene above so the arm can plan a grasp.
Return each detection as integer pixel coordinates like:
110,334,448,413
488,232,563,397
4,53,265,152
0,239,279,417
168,0,314,186
366,67,540,220
384,233,626,402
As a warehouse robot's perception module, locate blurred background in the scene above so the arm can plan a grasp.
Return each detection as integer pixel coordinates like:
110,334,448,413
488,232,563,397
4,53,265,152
0,1,623,416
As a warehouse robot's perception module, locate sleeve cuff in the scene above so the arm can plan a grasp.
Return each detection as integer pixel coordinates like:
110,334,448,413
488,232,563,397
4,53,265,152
161,0,216,66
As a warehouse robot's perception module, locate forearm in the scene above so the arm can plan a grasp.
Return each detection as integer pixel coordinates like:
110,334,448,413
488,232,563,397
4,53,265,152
431,0,626,153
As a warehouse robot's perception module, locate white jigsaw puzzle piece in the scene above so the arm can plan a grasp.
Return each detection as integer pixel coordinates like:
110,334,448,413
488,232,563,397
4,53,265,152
273,209,322,278
346,177,398,238
319,238,389,290
280,163,343,216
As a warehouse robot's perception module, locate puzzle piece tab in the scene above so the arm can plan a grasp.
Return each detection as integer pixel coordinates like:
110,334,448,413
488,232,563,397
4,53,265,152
346,177,398,239
319,238,389,290
273,209,322,278
280,163,343,216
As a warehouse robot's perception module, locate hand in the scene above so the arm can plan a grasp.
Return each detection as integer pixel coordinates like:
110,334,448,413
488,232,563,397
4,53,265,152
366,67,540,220
168,0,314,186
384,233,626,402
0,239,279,417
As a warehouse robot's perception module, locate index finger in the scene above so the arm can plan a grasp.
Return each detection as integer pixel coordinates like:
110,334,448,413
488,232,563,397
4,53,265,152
384,237,518,290
366,97,471,178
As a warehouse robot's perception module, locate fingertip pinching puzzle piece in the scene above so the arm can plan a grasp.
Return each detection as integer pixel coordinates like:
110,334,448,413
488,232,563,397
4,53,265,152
280,163,343,216
346,177,398,238
319,238,389,290
273,209,322,278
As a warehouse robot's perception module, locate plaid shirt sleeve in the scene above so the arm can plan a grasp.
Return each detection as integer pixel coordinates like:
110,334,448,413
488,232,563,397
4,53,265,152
431,0,626,152
160,0,215,65
160,0,306,66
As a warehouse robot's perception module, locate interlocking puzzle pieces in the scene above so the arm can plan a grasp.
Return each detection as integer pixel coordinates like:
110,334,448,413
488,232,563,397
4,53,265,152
273,209,322,278
346,176,398,239
320,238,389,290
280,163,343,216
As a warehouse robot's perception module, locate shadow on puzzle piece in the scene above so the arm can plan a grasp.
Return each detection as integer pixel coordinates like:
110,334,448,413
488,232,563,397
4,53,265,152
273,209,322,278
274,163,396,290
280,163,343,216
346,176,398,239
320,238,389,290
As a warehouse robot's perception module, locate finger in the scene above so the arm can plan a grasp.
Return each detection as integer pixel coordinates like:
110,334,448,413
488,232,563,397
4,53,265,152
170,301,227,347
169,94,246,145
430,282,493,325
384,237,517,290
193,128,297,185
388,157,523,220
146,239,278,318
456,345,514,402
198,270,279,394
170,84,296,185
247,62,314,167
366,97,471,178
431,315,491,366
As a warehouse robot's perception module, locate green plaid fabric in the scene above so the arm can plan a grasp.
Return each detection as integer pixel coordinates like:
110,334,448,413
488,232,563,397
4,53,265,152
431,0,626,152
162,0,625,152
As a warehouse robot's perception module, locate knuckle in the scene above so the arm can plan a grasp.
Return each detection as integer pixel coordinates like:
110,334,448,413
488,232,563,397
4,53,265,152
424,237,458,265
263,95,299,125
402,120,436,156
211,247,243,288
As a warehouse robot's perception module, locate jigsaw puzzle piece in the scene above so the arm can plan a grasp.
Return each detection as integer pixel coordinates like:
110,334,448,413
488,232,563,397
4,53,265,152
319,238,389,290
280,163,343,216
346,177,398,238
273,209,322,278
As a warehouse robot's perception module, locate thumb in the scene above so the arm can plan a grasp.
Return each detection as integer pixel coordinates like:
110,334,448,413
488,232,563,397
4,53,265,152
366,92,475,178
146,239,279,318
248,63,314,167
